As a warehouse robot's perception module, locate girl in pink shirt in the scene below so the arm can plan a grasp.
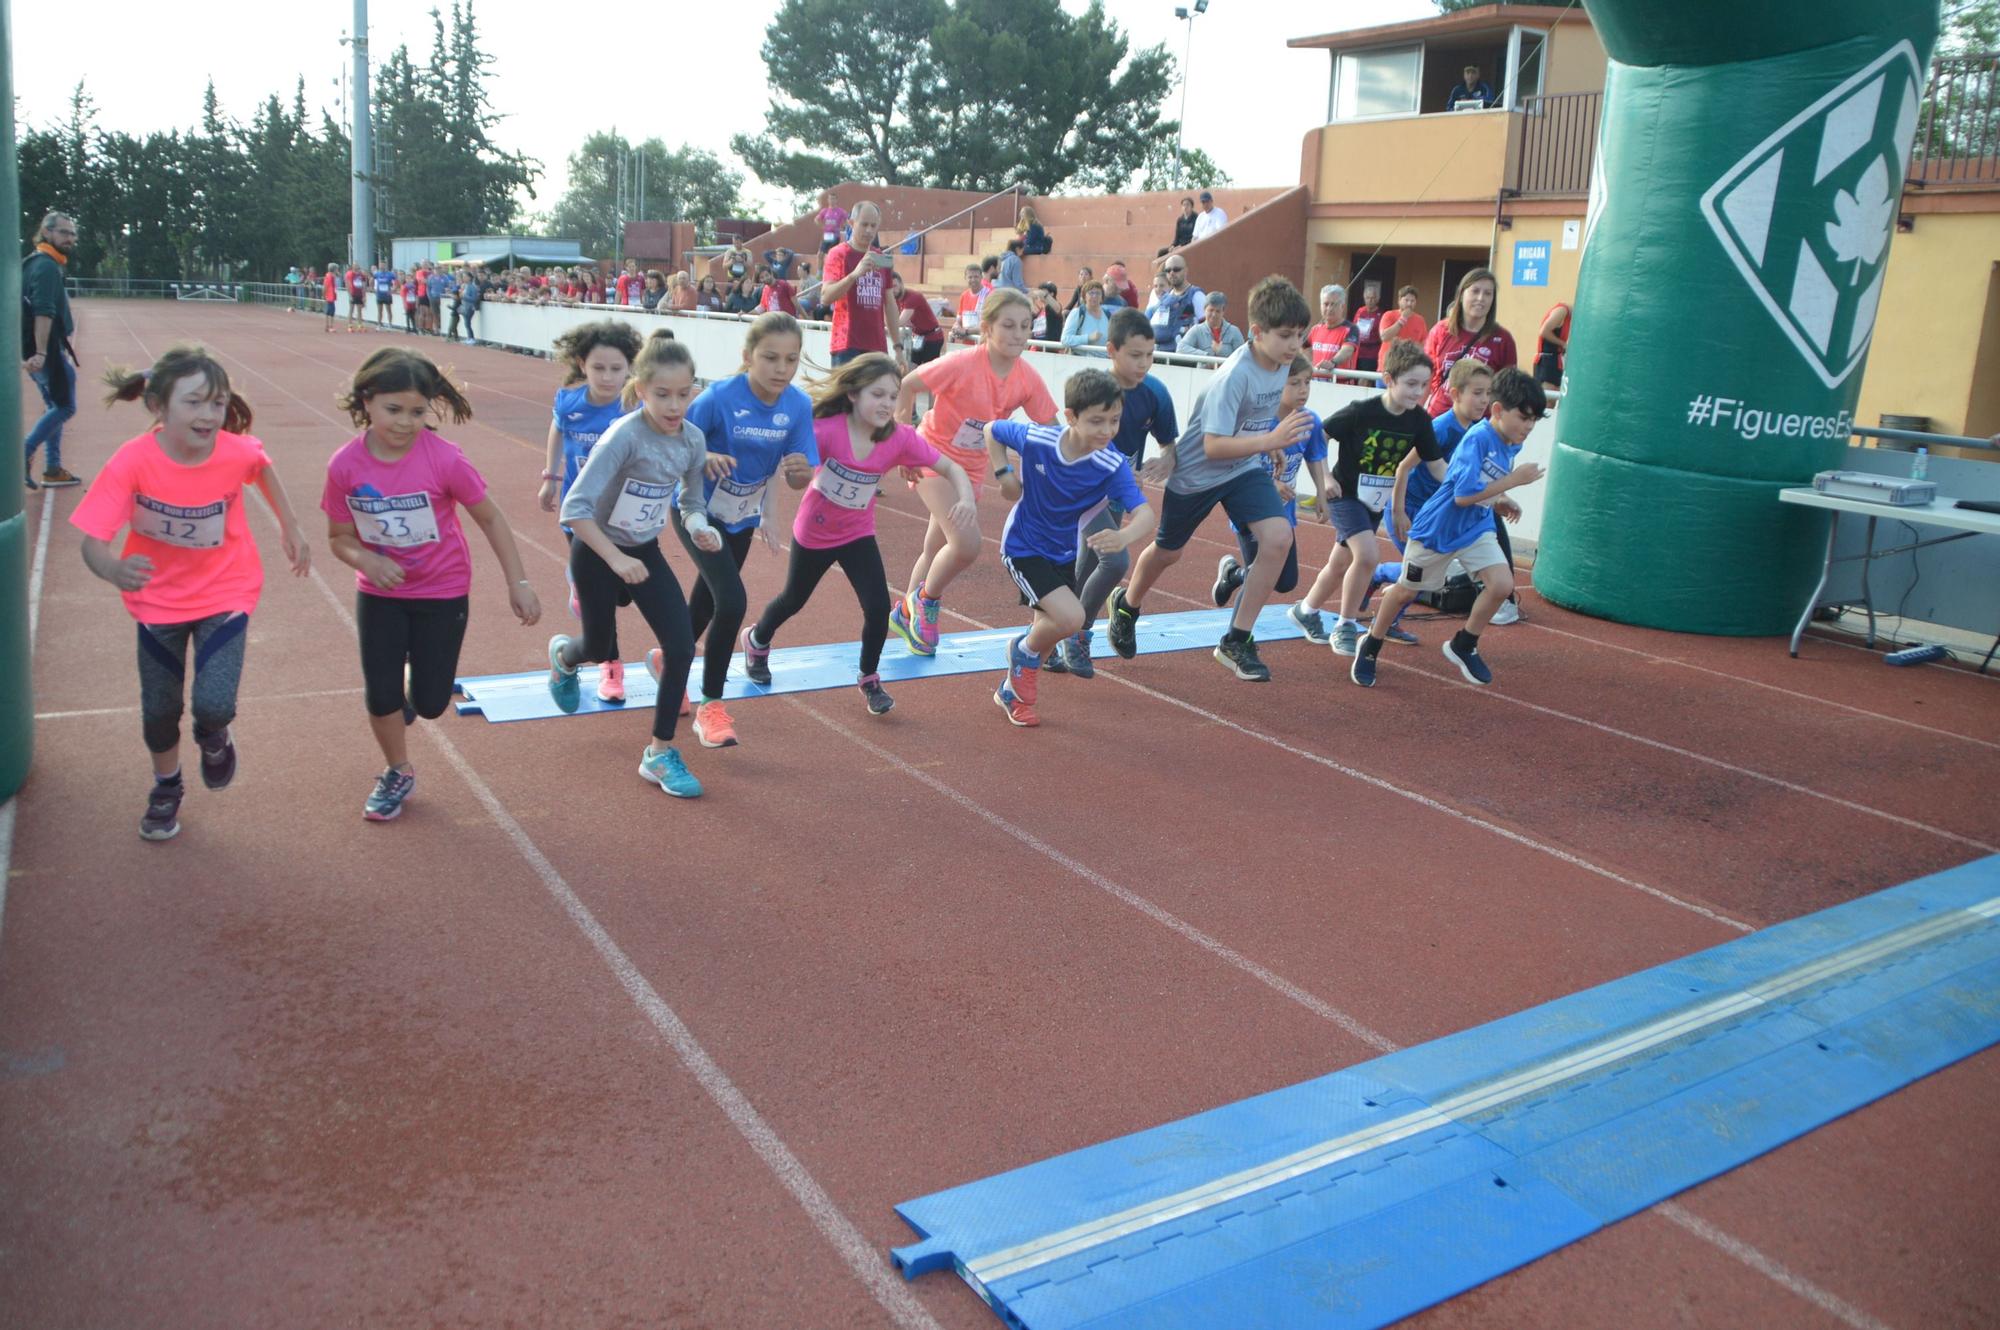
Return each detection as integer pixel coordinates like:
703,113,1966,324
71,346,313,842
742,353,974,716
322,349,543,823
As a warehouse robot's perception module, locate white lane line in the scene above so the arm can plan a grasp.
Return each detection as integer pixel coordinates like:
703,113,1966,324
1394,658,2000,855
36,686,367,721
788,695,1398,1055
1656,1201,1895,1330
0,489,57,952
1521,618,2000,753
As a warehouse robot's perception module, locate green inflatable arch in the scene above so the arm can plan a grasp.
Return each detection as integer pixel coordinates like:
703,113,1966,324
1534,1,1940,635
1,0,32,803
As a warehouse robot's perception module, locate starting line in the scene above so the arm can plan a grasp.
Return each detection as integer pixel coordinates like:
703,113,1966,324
891,855,2000,1330
453,603,1310,723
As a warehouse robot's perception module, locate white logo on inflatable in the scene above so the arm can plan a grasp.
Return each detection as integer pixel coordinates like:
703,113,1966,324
1699,41,1923,389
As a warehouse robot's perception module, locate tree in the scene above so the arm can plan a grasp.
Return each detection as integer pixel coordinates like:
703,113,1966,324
1434,0,1567,10
543,133,745,254
1132,142,1231,194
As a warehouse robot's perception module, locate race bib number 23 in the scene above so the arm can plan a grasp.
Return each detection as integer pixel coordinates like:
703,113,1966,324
346,492,442,548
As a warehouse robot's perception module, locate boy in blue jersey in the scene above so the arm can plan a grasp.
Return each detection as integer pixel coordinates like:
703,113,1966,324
372,265,395,327
1046,307,1177,678
1372,357,1492,644
1109,275,1314,683
1212,353,1329,610
985,370,1156,727
1352,367,1546,689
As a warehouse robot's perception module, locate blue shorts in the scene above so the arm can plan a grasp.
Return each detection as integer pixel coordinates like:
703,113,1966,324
1155,469,1284,552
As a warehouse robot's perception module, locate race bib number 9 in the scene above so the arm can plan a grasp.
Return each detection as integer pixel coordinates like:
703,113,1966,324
707,475,768,526
608,480,674,540
133,494,227,549
346,492,443,548
1357,473,1395,514
813,459,880,510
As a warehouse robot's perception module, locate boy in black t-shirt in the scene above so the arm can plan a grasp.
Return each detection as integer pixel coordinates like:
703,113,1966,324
1290,339,1440,657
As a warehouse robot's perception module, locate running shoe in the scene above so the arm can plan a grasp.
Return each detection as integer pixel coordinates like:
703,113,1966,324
547,634,581,713
889,596,934,657
1106,587,1139,659
638,745,702,798
1332,620,1361,657
1211,554,1243,608
39,467,81,488
1490,597,1522,626
1213,634,1271,682
140,778,183,841
1350,648,1378,688
1286,603,1330,645
597,657,626,704
196,726,237,790
858,672,894,716
1042,645,1068,674
994,635,1040,726
22,468,37,491
363,766,416,821
1443,637,1493,685
693,699,739,748
740,627,772,685
646,649,692,715
914,591,942,652
1058,629,1096,679
1382,623,1420,646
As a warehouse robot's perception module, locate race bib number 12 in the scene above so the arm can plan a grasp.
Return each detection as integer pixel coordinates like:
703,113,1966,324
132,494,227,549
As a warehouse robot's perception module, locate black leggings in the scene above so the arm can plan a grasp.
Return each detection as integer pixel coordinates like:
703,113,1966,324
570,537,692,741
752,536,891,675
357,593,470,719
681,522,754,700
1234,523,1301,595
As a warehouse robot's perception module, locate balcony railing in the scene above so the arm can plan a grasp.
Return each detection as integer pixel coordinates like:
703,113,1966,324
1515,91,1601,197
1911,52,2000,187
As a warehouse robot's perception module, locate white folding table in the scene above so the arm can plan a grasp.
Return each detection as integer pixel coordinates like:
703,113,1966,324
1778,487,2000,668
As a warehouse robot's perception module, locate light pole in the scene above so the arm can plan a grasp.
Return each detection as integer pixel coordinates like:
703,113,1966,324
1172,0,1209,187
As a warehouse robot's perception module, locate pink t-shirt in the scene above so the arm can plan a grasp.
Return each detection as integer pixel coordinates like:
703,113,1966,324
818,205,849,243
794,416,938,550
321,428,488,600
70,430,272,623
914,348,1058,483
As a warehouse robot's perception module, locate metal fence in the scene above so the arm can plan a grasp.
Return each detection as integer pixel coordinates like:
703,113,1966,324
1911,52,2000,186
1515,90,1601,197
63,276,253,301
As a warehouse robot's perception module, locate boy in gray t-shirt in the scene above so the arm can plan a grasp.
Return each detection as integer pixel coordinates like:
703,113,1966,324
1107,276,1316,684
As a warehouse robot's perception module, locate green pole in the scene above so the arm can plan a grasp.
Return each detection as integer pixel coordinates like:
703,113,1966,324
1535,1,1940,634
0,0,33,801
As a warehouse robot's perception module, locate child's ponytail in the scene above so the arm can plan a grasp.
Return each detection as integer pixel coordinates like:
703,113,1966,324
101,345,255,432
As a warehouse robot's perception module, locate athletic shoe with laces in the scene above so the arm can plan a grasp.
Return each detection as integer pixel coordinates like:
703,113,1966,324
1106,588,1139,659
740,628,772,685
1443,637,1493,685
1490,597,1522,626
1211,554,1243,608
1213,634,1271,682
693,699,739,748
547,634,581,712
596,657,626,703
914,592,942,651
1332,620,1361,657
363,767,416,821
638,745,702,798
1382,623,1419,646
1058,629,1096,679
39,467,81,488
889,595,935,657
1042,645,1068,674
1286,602,1330,645
1350,648,1378,688
645,649,692,715
140,779,183,841
23,466,38,491
196,727,237,790
858,672,894,716
994,635,1040,726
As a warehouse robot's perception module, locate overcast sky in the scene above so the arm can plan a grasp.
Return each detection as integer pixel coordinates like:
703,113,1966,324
13,0,1436,222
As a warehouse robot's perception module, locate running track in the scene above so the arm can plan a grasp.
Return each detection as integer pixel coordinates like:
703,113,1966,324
2,301,1996,1328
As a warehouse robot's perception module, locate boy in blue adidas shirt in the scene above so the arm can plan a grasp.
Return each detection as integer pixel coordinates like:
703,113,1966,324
1352,367,1546,689
984,369,1156,727
1211,353,1328,610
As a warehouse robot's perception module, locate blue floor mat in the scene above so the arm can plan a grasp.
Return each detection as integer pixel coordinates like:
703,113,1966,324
454,603,1309,722
891,856,2000,1330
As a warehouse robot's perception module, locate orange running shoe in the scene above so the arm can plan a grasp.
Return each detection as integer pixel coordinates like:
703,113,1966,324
693,699,739,748
596,657,626,703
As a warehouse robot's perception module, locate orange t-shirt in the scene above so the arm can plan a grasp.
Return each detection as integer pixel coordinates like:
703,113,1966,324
323,271,337,301
913,347,1058,486
1381,309,1428,349
70,430,272,623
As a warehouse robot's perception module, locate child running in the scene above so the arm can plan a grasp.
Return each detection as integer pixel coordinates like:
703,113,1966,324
1370,357,1493,645
1211,353,1329,611
743,354,977,715
890,288,1057,657
1291,338,1441,656
987,369,1156,727
72,347,313,841
1351,367,1546,689
538,319,642,702
325,349,542,821
1107,275,1314,682
680,312,818,747
549,331,726,799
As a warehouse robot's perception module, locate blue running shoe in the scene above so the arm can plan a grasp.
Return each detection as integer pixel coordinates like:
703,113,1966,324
548,634,581,713
639,745,703,798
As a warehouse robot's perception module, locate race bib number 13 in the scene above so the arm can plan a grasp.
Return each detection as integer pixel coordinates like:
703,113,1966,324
133,494,227,549
813,459,880,510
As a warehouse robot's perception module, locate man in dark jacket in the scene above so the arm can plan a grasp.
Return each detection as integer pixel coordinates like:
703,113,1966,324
22,211,82,488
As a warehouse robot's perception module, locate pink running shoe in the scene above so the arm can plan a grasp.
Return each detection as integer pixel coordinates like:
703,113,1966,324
596,657,626,703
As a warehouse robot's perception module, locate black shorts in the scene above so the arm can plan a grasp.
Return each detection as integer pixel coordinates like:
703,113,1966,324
911,338,945,365
376,294,392,308
1155,468,1285,552
1002,553,1077,608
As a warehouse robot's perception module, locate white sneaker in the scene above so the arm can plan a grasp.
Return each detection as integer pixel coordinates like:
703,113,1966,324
1491,598,1521,626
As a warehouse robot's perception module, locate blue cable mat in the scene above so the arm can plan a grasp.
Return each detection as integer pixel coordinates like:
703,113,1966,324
454,603,1307,722
891,856,2000,1330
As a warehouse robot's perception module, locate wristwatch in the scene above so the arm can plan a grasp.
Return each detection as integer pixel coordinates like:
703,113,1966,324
993,464,1014,478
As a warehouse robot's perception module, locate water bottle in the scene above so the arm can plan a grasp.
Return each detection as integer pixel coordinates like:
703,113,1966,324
1911,447,1928,482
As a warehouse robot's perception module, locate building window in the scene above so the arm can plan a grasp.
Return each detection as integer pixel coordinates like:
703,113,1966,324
1334,45,1423,120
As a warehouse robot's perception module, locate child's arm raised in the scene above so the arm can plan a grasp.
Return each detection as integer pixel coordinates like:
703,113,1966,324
982,422,1023,504
464,497,543,625
538,418,564,512
251,464,312,576
1204,411,1315,461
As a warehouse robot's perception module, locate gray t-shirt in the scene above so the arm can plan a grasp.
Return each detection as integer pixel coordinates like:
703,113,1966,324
1168,342,1289,494
560,408,708,545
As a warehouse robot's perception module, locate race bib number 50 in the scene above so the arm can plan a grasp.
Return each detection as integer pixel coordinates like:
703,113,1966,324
133,494,227,549
346,492,442,548
608,479,674,540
